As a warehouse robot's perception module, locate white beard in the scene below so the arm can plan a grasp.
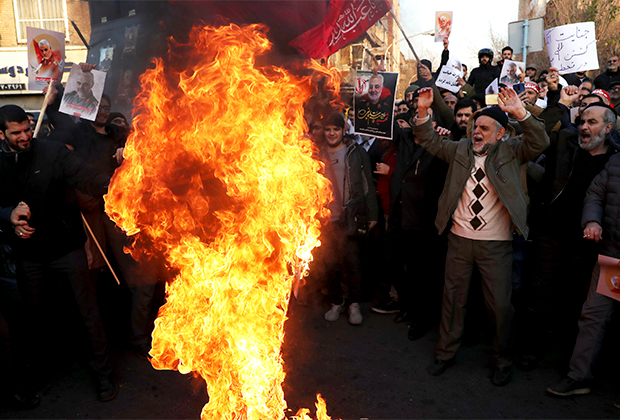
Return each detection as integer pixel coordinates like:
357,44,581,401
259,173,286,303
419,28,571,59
579,130,606,151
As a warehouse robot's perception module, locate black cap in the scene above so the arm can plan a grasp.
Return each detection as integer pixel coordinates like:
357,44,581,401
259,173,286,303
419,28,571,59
610,81,620,89
476,106,508,130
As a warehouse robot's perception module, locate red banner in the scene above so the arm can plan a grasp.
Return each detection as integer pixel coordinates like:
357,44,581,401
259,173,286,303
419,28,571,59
289,0,392,59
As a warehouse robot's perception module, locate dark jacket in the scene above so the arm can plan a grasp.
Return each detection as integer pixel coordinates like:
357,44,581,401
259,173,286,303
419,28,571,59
467,63,500,95
563,72,592,87
389,129,447,232
582,154,620,259
0,138,109,261
413,113,549,238
322,143,379,224
593,69,620,91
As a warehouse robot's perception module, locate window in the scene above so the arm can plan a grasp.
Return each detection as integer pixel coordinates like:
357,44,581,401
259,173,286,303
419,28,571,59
13,0,69,43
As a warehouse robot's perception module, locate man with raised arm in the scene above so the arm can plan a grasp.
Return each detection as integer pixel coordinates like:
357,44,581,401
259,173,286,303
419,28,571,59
412,86,549,386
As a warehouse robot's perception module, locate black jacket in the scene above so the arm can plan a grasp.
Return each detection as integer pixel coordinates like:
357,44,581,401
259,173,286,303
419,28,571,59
389,129,447,232
593,69,620,91
467,63,500,95
0,139,110,261
582,153,620,259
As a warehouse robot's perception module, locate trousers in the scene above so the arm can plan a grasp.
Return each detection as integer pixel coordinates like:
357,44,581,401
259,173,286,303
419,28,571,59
436,233,514,367
17,247,111,376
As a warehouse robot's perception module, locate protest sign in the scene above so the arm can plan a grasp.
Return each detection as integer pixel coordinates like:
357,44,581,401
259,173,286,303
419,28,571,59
544,22,599,75
499,59,524,86
59,64,106,122
435,11,453,42
354,70,398,140
596,254,620,302
436,58,463,93
27,27,65,91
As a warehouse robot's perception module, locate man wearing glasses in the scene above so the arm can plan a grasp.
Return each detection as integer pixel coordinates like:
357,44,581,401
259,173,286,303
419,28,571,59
593,56,620,91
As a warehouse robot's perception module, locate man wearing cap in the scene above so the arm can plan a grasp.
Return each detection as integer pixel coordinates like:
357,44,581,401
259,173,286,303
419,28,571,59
594,56,620,91
521,86,620,369
413,86,549,385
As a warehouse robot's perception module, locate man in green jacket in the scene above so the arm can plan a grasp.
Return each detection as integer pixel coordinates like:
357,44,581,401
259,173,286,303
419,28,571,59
413,86,549,386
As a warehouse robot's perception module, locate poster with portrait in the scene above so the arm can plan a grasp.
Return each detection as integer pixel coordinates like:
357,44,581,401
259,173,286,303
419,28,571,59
27,27,65,91
59,64,107,121
98,45,115,73
435,11,453,42
596,254,620,302
499,59,525,86
354,70,399,140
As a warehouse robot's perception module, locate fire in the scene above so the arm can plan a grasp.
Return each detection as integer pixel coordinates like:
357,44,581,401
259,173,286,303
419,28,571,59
105,23,338,420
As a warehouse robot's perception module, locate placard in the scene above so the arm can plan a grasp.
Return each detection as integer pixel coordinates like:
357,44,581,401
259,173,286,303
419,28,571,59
596,254,620,302
544,22,599,75
435,11,453,42
59,64,106,121
27,27,65,91
499,60,525,86
354,71,398,140
436,58,463,93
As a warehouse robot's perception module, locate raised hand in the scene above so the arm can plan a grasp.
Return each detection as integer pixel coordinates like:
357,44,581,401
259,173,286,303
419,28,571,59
498,87,527,120
545,67,560,91
559,85,580,107
418,64,432,82
416,87,434,118
79,62,97,73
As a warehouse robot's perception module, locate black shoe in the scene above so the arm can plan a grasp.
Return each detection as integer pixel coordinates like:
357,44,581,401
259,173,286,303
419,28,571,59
408,323,430,341
547,377,590,397
394,310,411,323
132,343,151,360
371,299,401,314
427,358,454,376
10,389,41,410
492,366,512,386
96,374,118,402
517,354,539,371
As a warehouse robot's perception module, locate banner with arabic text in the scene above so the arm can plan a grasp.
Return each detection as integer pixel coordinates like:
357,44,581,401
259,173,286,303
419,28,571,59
289,0,391,59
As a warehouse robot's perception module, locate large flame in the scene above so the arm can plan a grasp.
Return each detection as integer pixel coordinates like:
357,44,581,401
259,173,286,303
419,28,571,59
105,23,338,420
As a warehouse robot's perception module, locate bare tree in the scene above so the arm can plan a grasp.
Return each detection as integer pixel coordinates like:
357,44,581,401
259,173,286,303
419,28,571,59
546,0,620,72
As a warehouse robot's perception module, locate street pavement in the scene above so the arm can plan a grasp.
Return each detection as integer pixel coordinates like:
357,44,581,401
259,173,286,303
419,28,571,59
1,288,619,419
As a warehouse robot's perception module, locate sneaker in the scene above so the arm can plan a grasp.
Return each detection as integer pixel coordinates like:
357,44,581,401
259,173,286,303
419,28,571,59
427,358,454,376
96,374,118,402
492,366,512,386
546,377,590,397
324,302,345,321
348,303,363,325
371,299,400,314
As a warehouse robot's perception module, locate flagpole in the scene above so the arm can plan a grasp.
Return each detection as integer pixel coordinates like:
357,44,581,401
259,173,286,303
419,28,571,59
389,9,421,63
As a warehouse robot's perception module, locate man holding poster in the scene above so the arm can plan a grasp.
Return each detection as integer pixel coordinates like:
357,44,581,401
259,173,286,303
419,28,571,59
27,27,65,91
354,71,398,139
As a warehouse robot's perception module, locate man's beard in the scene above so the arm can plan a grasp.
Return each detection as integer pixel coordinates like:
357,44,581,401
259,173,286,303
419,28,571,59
579,130,606,151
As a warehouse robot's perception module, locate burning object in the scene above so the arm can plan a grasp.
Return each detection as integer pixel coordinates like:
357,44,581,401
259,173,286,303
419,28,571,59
105,23,335,420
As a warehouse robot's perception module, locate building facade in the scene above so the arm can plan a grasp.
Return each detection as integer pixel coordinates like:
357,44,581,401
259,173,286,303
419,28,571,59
0,0,90,111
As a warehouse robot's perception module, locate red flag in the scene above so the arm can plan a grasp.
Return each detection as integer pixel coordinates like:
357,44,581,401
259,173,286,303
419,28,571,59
289,0,392,59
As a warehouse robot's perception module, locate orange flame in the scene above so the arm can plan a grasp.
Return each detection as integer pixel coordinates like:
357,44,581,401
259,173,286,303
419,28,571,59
105,23,338,420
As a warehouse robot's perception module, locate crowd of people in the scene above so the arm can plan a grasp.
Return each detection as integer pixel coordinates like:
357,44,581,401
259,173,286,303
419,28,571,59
305,41,620,407
1,40,620,413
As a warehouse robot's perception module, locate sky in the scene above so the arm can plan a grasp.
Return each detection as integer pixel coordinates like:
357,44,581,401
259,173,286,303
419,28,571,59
398,0,520,71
